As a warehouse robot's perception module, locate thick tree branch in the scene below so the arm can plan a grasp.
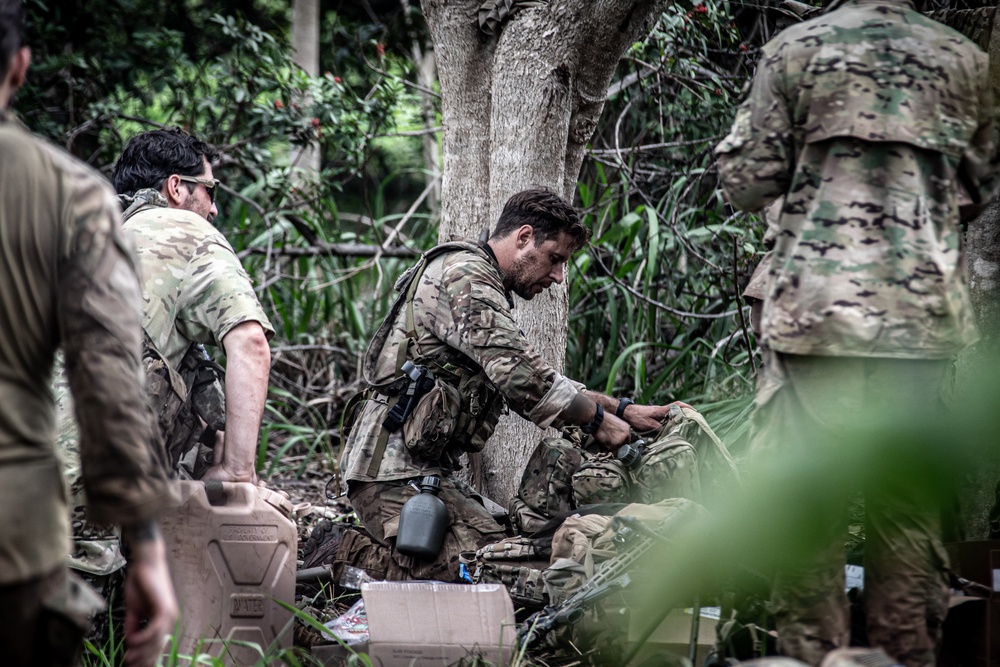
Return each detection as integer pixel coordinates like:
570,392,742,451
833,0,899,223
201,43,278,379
238,242,419,259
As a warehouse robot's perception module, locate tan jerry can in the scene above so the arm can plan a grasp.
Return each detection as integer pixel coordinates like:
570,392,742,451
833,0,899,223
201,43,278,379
160,481,297,665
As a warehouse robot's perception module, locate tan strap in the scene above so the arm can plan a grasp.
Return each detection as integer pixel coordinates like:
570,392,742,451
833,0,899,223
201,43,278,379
677,406,742,484
367,259,428,478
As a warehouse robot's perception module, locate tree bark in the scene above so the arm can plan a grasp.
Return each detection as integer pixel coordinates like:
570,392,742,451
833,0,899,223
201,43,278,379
421,0,667,503
291,0,321,173
933,4,1000,541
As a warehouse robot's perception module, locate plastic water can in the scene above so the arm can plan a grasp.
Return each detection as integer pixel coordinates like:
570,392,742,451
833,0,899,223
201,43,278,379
159,481,297,665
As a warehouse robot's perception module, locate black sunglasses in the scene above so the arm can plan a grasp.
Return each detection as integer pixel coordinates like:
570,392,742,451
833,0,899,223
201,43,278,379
176,175,220,204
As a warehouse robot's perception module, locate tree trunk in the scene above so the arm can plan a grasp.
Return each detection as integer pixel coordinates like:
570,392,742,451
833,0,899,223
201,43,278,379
421,0,667,503
933,4,1000,540
291,0,321,173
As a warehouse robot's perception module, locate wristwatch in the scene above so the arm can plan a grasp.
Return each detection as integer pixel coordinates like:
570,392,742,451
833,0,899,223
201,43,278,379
581,402,604,435
616,397,634,419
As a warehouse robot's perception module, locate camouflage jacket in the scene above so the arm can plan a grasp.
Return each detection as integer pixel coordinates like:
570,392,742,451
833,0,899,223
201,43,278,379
121,189,273,370
0,111,173,584
715,0,997,359
342,242,581,484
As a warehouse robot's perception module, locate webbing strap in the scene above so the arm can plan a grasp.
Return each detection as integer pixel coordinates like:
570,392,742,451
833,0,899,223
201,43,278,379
368,394,400,477
677,406,742,484
366,261,426,478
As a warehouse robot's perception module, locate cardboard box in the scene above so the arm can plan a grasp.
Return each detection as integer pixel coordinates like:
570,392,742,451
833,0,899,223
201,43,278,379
628,606,720,665
312,640,369,667
313,582,517,667
365,582,517,667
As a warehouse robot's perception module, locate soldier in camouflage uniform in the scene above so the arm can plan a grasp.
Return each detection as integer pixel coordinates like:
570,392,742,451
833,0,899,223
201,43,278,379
110,129,274,483
715,1,997,665
312,189,677,583
0,2,177,663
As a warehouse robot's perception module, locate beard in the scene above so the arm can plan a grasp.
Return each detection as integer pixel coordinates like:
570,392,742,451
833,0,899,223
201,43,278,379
507,254,547,300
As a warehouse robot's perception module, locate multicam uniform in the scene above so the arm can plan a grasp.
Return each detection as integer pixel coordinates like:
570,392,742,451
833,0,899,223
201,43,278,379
59,190,274,484
715,1,996,665
0,111,172,664
336,241,581,582
121,189,274,372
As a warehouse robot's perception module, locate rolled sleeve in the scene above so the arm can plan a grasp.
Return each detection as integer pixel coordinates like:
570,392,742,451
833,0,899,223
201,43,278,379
527,373,581,429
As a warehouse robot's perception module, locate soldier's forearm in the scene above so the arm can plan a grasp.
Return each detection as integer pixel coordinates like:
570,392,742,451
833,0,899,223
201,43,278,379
221,322,271,478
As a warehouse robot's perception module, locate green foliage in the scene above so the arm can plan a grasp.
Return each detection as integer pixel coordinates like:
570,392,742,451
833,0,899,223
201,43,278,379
20,0,779,475
569,0,765,448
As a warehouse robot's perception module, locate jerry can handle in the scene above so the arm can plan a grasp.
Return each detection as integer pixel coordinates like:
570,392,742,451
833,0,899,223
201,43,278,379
204,480,228,506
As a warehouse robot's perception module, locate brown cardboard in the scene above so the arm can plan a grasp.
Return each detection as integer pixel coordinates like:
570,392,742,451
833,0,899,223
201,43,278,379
362,582,517,667
312,640,369,667
628,607,720,665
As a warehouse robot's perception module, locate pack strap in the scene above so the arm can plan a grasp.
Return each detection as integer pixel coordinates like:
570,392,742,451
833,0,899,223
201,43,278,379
676,406,742,484
366,258,427,478
143,329,189,401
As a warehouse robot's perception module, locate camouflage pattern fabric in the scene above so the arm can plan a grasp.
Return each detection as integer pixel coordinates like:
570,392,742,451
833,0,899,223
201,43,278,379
329,478,507,583
0,111,173,585
631,437,698,505
715,0,997,360
461,536,553,608
717,5,992,664
508,496,550,535
571,454,633,507
517,436,586,517
121,188,274,370
756,354,951,667
341,242,580,485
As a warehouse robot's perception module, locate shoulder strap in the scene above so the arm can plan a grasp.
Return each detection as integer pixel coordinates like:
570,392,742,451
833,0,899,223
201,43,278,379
361,241,482,388
142,329,189,401
365,241,483,477
676,406,741,484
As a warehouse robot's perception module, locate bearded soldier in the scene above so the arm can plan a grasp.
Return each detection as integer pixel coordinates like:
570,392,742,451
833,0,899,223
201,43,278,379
307,189,679,582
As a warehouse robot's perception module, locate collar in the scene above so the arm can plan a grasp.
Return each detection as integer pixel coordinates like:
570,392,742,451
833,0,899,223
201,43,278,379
479,241,515,310
118,188,169,222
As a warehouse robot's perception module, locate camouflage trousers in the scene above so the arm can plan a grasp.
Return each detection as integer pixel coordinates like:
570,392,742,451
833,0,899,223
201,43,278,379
753,354,952,667
337,478,508,583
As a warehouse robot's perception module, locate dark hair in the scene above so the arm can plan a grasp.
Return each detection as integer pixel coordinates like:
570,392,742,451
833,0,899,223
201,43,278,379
492,189,590,250
0,0,23,82
111,127,219,196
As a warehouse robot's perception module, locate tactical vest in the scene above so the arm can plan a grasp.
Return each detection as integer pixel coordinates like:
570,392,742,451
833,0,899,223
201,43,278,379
359,242,506,475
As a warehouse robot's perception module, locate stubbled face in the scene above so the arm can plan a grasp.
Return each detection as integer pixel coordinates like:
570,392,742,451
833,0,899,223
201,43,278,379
180,159,218,223
507,231,575,300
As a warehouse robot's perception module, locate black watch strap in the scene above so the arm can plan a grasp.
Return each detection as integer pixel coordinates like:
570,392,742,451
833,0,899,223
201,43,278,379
581,402,604,435
616,397,634,419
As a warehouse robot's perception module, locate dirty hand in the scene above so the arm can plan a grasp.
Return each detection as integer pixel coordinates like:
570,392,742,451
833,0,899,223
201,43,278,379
123,527,178,667
593,412,631,452
623,401,692,433
201,463,258,485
